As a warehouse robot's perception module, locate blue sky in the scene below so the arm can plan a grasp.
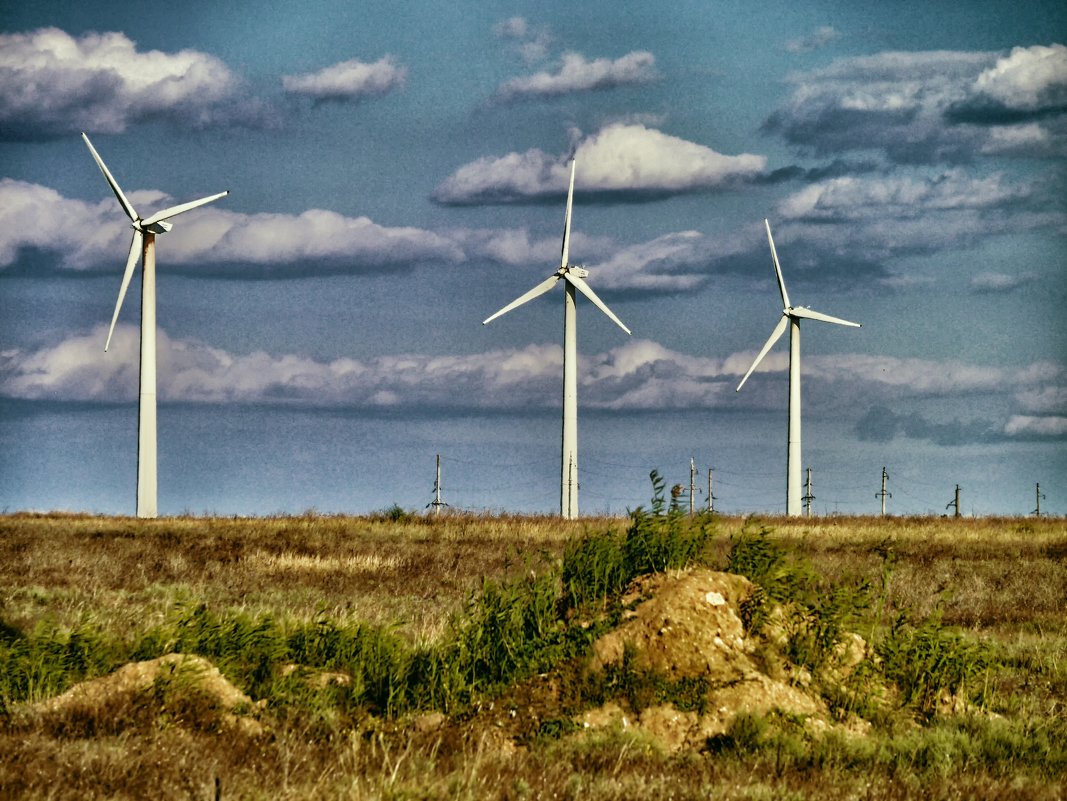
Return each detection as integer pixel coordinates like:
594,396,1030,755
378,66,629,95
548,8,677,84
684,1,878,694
1,1,1064,517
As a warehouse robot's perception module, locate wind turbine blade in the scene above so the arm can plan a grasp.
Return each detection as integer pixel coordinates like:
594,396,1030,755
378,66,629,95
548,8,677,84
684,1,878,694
565,272,631,335
82,133,138,223
791,307,861,327
765,219,791,310
483,274,561,325
561,160,576,268
105,230,143,352
141,190,229,226
736,314,789,392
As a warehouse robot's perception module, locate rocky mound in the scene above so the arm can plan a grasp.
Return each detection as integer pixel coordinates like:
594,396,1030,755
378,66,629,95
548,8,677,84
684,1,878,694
578,568,863,751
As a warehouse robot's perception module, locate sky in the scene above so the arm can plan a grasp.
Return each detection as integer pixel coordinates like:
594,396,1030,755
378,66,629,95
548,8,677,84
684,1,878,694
1,1,1065,518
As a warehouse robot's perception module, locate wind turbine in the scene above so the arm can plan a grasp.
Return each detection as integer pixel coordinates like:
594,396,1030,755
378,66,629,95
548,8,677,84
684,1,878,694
82,133,228,519
483,160,630,519
736,219,860,517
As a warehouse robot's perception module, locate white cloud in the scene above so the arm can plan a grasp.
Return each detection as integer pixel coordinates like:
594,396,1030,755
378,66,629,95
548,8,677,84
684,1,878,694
493,16,552,63
1004,415,1067,438
282,57,406,103
769,171,1061,269
765,46,1067,162
590,232,709,293
0,179,461,274
969,271,1036,293
0,27,269,139
4,330,1061,432
786,26,841,54
972,44,1067,110
495,51,659,101
0,179,715,292
432,123,767,204
778,170,1027,221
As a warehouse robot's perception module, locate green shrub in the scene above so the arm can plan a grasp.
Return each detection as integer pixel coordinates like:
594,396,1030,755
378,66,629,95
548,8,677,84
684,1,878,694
876,610,993,717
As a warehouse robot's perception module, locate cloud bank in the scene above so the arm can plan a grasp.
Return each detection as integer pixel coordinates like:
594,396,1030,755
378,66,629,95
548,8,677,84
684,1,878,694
3,330,1062,442
0,178,716,292
0,178,460,275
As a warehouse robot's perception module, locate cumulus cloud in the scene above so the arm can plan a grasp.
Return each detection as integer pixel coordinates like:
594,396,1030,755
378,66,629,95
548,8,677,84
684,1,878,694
432,123,767,204
0,178,461,275
282,57,406,103
0,27,271,139
765,45,1067,162
493,16,552,63
949,43,1067,124
494,51,659,101
786,26,841,54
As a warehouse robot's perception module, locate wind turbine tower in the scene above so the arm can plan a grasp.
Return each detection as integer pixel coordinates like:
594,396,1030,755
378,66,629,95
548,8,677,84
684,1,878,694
82,133,228,519
736,220,860,517
483,160,630,519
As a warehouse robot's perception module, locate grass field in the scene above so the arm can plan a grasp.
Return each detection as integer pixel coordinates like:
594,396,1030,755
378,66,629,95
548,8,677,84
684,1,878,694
1,503,1065,799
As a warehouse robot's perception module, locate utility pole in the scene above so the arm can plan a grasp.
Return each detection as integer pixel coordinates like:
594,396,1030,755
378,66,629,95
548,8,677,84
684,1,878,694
946,484,961,518
707,468,716,513
1033,483,1045,517
802,467,814,517
689,458,696,516
877,467,891,516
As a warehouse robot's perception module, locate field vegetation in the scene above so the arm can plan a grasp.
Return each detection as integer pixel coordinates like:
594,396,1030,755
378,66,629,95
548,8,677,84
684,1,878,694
1,482,1065,799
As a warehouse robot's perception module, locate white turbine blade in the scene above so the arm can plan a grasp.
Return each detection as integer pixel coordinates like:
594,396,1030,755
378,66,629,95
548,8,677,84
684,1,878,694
141,190,229,227
736,314,789,392
483,274,560,325
561,159,576,268
791,306,861,327
105,230,143,352
82,133,138,223
765,219,791,310
565,272,631,335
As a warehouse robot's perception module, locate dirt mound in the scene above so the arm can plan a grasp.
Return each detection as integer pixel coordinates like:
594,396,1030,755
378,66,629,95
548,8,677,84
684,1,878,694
29,654,263,737
580,568,849,751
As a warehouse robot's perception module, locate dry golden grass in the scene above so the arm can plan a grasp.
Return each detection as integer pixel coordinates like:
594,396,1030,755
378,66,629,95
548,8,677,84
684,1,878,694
0,512,625,643
2,511,1064,641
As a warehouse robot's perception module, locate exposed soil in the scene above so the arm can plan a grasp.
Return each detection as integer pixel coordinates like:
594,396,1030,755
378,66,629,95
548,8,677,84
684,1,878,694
27,654,264,737
578,568,846,750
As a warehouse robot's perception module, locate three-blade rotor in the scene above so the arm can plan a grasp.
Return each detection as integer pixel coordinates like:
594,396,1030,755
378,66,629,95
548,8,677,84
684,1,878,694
483,159,631,336
82,133,229,351
735,219,859,391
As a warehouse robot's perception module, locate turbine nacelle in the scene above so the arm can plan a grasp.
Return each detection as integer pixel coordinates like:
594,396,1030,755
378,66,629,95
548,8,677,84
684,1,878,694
139,220,173,235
